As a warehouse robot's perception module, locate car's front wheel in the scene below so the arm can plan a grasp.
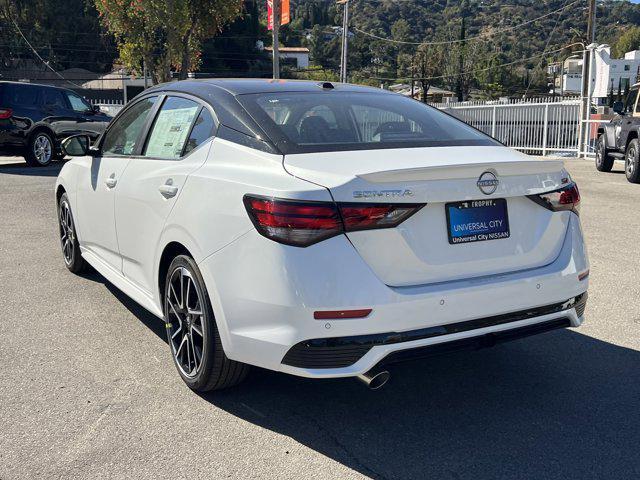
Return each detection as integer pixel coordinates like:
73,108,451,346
164,255,249,392
58,193,87,273
595,134,614,172
625,138,640,184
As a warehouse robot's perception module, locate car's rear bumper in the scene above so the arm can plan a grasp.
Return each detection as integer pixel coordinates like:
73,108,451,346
0,125,27,154
198,213,589,378
281,293,586,371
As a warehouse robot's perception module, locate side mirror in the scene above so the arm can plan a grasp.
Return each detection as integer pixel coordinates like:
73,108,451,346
92,104,101,113
613,101,624,114
61,134,91,157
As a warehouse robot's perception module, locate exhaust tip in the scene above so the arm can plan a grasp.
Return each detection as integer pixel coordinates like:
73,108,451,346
357,370,390,390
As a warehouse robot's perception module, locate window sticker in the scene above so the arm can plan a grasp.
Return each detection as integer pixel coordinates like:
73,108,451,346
146,106,199,158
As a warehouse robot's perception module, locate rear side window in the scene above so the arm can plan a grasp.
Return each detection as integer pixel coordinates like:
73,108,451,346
625,88,638,113
144,97,200,159
102,96,157,156
238,91,496,154
42,89,67,109
183,109,215,155
1,84,40,107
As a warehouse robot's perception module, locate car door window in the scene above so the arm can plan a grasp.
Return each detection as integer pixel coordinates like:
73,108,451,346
42,89,66,109
183,108,215,155
625,88,638,113
101,96,157,156
65,91,92,113
143,97,200,159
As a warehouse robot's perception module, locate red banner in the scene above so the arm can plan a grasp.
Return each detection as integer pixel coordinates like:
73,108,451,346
267,0,290,30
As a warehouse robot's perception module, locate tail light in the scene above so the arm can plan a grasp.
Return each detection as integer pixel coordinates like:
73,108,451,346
0,108,13,119
244,195,425,247
527,182,580,214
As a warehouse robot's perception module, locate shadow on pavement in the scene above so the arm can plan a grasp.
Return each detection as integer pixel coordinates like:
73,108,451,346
78,268,167,341
86,268,640,479
203,330,640,480
0,159,66,177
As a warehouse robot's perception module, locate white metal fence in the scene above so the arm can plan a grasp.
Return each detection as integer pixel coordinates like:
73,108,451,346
432,97,583,156
91,99,124,117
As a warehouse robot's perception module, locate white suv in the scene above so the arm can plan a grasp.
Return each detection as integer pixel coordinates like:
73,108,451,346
55,80,589,391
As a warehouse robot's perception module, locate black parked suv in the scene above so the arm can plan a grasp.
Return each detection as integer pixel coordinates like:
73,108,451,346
597,82,640,183
0,81,111,166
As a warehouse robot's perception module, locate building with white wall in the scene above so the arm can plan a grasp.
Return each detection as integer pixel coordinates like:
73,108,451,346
561,45,640,103
264,47,310,69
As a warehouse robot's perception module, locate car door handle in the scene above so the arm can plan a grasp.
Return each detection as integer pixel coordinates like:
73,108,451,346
158,179,179,198
105,174,117,189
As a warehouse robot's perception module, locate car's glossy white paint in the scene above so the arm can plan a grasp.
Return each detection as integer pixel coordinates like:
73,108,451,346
56,102,589,380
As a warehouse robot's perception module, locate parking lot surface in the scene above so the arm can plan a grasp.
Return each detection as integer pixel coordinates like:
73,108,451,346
1,156,639,480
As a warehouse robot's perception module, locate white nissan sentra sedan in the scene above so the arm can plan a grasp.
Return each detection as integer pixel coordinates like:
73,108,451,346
55,79,589,391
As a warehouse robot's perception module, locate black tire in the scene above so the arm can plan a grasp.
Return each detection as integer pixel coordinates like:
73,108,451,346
58,193,88,273
625,138,640,184
25,131,55,167
595,134,614,172
164,255,249,392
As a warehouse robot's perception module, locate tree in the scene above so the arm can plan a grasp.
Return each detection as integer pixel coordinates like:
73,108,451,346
0,0,115,75
413,44,444,103
95,0,242,84
170,0,244,80
612,26,640,58
95,0,171,83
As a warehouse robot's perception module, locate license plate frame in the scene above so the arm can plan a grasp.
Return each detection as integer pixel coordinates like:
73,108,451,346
445,198,510,245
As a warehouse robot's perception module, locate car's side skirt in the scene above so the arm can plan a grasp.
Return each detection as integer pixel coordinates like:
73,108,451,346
81,247,164,319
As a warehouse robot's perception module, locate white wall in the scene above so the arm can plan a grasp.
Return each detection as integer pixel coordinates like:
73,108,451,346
560,46,640,98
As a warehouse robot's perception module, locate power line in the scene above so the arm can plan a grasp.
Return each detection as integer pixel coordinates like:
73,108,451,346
372,43,584,82
7,14,82,88
523,0,571,96
353,0,583,46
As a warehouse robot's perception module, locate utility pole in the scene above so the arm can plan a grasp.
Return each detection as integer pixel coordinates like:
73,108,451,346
579,0,597,157
587,0,596,44
338,0,349,83
410,63,415,99
272,0,281,80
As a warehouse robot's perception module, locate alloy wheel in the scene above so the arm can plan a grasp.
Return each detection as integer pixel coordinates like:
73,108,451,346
59,200,75,265
627,147,636,177
166,267,206,378
34,134,52,165
596,140,604,167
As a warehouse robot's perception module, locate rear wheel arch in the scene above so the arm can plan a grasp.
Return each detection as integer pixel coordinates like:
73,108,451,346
30,125,57,144
158,241,193,306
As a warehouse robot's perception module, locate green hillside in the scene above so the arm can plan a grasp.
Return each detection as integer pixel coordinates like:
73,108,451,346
2,0,640,96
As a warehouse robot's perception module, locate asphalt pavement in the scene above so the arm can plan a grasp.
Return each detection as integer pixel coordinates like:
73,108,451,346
0,156,639,480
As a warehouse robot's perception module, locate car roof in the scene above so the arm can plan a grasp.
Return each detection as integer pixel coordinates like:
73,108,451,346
0,80,69,91
145,78,392,96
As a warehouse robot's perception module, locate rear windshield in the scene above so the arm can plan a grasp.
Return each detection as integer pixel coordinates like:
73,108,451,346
1,83,41,108
237,91,497,154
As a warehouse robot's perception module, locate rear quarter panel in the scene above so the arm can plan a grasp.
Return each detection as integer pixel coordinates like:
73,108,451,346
158,137,334,348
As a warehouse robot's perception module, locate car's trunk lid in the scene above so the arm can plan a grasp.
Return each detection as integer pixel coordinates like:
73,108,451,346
284,146,571,286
